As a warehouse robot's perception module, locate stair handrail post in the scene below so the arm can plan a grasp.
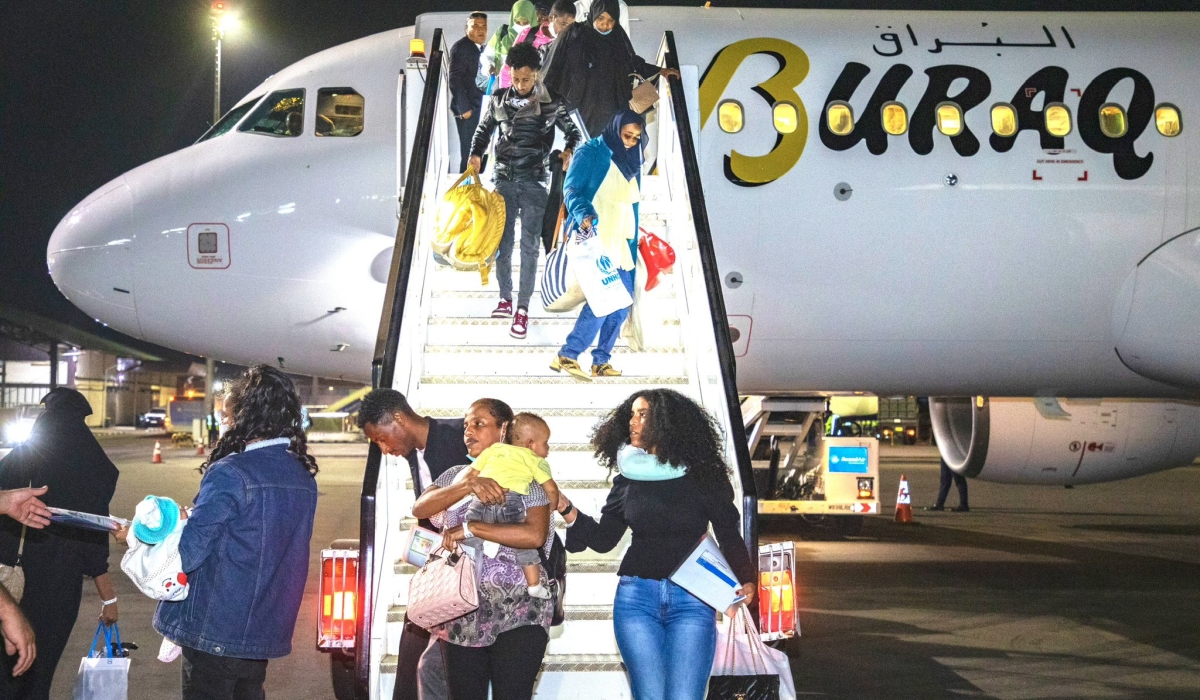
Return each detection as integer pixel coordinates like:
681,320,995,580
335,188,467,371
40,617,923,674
355,28,446,699
660,31,759,566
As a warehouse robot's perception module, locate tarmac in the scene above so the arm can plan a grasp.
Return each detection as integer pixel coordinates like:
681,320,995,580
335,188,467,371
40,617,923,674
32,435,1200,698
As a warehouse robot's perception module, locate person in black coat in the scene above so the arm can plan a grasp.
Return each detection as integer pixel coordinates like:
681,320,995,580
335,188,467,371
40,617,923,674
541,0,678,137
450,12,489,172
357,389,469,700
0,389,120,700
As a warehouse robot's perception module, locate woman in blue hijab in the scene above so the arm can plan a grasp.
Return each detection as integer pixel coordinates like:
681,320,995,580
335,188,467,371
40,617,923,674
551,109,648,381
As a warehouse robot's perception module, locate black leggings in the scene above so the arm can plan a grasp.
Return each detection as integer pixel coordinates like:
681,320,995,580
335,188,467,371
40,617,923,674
444,624,548,700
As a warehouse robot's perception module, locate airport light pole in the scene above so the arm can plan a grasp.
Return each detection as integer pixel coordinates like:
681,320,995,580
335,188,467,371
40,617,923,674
210,2,239,124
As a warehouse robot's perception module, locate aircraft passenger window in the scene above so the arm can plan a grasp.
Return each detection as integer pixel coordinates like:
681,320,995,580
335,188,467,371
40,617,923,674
316,88,365,137
1098,104,1127,138
773,102,799,134
197,97,262,143
826,102,854,136
936,102,963,137
239,88,305,137
1045,104,1072,137
881,102,907,135
990,103,1017,137
1155,104,1182,137
717,100,744,133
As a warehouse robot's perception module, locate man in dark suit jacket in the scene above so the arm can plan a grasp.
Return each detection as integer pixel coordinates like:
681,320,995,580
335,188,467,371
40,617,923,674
357,389,469,700
450,12,489,172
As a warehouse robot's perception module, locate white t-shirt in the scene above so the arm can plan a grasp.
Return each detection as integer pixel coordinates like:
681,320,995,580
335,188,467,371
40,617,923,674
415,448,434,491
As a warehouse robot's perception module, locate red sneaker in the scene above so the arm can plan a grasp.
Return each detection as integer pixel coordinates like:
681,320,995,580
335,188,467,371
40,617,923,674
491,299,513,318
510,308,529,339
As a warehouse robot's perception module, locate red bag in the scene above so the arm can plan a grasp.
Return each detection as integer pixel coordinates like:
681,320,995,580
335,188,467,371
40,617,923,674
638,229,676,291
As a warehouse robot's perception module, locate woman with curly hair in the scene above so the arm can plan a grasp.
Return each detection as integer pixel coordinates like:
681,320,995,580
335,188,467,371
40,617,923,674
153,364,318,699
557,389,757,700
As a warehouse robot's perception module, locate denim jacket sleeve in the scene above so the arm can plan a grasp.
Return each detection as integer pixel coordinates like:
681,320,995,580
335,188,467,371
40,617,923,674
178,464,245,573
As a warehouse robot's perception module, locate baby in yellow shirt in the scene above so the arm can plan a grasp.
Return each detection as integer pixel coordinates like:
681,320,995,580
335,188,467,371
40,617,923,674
464,412,561,598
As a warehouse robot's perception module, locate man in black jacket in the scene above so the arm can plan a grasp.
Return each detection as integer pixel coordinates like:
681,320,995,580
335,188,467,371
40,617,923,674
356,389,469,700
449,12,488,172
470,41,583,340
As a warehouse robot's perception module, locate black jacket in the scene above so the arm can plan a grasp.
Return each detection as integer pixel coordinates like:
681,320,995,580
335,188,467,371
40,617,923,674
470,85,583,183
449,35,485,117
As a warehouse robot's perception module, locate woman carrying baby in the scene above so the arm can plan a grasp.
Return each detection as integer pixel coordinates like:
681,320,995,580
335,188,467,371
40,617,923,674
410,398,554,700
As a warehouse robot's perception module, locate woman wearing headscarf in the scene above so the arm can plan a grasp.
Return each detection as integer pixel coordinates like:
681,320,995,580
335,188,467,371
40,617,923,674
0,388,120,699
481,0,539,90
542,0,679,137
551,108,647,381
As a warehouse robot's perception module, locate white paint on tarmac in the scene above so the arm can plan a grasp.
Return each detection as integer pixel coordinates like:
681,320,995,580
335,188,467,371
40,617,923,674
792,543,1071,564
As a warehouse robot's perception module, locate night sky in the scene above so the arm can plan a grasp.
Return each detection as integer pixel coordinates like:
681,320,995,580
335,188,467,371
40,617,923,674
0,0,1183,347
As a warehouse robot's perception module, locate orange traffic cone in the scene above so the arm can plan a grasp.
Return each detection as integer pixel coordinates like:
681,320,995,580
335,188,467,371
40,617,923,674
196,442,206,456
895,474,913,524
152,441,163,464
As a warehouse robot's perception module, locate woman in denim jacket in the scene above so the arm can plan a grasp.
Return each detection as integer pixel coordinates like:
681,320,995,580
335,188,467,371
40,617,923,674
154,365,318,699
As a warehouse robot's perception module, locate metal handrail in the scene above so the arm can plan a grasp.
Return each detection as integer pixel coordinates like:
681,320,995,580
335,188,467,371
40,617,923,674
661,31,759,563
355,28,445,699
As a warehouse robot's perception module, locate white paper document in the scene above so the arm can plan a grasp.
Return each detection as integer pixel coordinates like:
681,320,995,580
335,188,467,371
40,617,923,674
669,533,745,612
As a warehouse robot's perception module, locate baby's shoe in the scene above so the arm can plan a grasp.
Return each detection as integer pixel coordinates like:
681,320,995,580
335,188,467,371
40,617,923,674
527,583,553,600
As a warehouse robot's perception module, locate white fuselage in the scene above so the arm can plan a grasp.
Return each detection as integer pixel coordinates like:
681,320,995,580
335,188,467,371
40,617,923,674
48,8,1200,398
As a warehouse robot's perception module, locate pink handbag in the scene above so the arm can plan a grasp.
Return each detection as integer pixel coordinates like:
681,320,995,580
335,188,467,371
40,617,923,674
407,546,479,630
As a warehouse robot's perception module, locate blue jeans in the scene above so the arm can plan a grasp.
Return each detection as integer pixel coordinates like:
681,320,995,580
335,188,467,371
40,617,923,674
613,576,717,700
560,268,635,366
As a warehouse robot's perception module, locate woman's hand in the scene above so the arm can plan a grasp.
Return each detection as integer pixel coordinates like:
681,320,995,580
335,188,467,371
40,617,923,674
658,67,681,80
442,523,468,550
112,524,130,545
556,494,578,525
100,602,118,625
581,215,596,231
725,582,757,618
463,471,507,505
559,148,573,169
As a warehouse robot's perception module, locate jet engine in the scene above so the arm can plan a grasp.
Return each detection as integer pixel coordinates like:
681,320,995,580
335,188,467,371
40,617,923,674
929,397,1200,485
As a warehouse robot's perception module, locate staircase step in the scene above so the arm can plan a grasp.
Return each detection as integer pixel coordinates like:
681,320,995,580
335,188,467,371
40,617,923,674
425,317,681,348
413,376,691,410
429,290,676,320
549,619,621,655
422,345,686,378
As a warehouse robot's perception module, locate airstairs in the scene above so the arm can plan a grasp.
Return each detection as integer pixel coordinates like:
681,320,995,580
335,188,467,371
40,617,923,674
352,29,756,700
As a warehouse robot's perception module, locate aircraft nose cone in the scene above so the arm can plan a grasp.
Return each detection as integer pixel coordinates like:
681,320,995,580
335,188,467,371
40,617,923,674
47,178,142,337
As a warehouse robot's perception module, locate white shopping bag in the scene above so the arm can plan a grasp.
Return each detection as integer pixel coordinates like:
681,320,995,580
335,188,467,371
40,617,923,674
711,607,796,700
568,226,633,318
74,624,129,700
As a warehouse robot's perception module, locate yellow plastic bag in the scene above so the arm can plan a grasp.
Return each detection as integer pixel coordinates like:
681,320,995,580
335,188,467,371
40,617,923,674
431,167,506,284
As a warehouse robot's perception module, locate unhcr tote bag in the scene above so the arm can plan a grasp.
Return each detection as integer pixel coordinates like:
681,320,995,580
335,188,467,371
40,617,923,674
568,225,633,318
74,623,129,700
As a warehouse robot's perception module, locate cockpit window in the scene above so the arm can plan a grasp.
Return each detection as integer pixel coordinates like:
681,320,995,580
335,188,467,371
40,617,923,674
239,89,306,137
316,88,365,137
196,97,261,143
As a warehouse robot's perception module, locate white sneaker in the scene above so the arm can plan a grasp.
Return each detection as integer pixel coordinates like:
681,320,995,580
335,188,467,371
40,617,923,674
527,583,553,599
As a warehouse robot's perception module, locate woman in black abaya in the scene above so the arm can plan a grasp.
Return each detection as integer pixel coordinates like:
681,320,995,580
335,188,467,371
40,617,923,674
542,0,679,137
0,388,120,699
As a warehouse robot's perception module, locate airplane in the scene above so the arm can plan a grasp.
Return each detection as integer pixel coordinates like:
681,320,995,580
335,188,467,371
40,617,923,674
46,6,1200,491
